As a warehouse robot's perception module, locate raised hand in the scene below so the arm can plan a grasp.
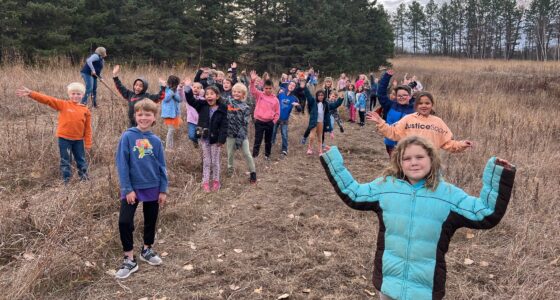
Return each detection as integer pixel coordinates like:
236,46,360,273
159,78,167,86
112,65,120,76
366,111,383,124
250,70,258,81
463,140,474,149
16,86,31,97
182,77,192,86
496,158,515,170
231,62,237,69
387,69,395,76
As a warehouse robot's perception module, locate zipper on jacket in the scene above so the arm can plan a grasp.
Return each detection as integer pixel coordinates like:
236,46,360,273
401,190,417,300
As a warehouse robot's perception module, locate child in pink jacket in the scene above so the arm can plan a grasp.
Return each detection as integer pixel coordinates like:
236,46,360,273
249,70,280,160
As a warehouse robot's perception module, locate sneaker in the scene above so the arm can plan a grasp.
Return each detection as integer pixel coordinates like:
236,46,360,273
300,137,307,145
212,180,221,191
140,247,162,266
226,167,234,177
306,148,313,155
339,126,345,133
281,150,288,156
264,156,270,161
115,256,138,279
249,172,257,184
192,141,199,148
202,182,211,192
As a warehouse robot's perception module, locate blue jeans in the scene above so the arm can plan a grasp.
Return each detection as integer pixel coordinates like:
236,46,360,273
187,122,198,143
80,72,98,107
272,122,289,152
58,137,88,182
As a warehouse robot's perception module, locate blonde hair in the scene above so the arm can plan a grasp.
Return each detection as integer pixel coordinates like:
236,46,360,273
232,83,247,100
382,136,442,190
134,99,158,114
67,82,86,94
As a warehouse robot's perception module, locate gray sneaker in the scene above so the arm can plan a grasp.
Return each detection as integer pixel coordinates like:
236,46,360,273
140,247,162,266
115,256,138,279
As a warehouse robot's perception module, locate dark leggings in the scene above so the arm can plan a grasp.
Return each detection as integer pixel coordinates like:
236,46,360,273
119,200,159,252
369,95,377,111
253,120,274,157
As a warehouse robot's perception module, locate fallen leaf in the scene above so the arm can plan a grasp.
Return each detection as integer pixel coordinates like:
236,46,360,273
105,269,116,276
362,275,367,280
277,293,290,299
312,215,320,219
217,253,224,258
288,214,295,219
466,232,475,239
307,239,314,246
217,259,224,262
479,261,489,267
302,288,311,293
254,287,262,294
364,289,376,297
489,274,495,279
84,261,96,268
334,229,341,235
155,298,167,300
157,240,165,244
211,270,216,274
463,258,474,265
219,289,224,294
189,242,197,250
323,251,332,257
160,252,169,257
229,284,240,291
158,229,162,233
138,297,148,300
22,253,35,260
549,258,559,265
183,264,194,271
231,204,236,208
233,249,243,253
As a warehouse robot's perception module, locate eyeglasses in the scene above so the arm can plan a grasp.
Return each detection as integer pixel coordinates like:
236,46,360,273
396,94,409,98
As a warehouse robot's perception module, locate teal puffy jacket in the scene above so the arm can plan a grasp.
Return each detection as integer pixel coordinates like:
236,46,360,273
320,147,516,300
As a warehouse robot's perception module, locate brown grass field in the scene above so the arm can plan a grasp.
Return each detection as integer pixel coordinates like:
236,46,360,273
0,56,559,299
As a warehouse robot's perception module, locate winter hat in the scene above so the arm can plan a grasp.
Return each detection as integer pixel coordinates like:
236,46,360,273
95,47,107,57
67,82,86,94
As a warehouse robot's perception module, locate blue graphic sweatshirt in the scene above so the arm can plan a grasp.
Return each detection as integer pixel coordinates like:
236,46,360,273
116,127,168,196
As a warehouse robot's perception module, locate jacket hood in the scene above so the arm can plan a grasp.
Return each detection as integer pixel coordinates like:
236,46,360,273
126,127,155,136
133,77,149,94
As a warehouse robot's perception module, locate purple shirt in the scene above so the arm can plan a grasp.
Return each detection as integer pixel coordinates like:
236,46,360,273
121,187,159,202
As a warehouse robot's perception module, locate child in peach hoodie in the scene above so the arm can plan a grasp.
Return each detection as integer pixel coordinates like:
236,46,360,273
367,91,473,153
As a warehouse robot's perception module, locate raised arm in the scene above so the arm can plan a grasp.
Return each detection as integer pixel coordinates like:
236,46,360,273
378,70,393,112
23,90,65,111
249,70,263,100
320,147,380,211
184,86,205,111
449,157,516,229
231,62,238,84
374,114,408,141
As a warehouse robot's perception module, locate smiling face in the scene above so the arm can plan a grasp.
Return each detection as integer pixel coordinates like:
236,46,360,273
263,85,273,96
135,109,156,131
223,80,232,91
416,96,433,116
287,81,296,93
401,144,432,185
133,80,144,94
395,89,411,105
192,83,202,96
67,90,84,103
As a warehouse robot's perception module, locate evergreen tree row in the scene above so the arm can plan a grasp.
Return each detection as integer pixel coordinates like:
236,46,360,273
392,0,560,61
0,0,394,74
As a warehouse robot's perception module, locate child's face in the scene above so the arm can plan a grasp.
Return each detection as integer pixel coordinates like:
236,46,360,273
263,85,273,96
223,80,232,91
217,73,225,82
205,89,218,106
317,93,325,102
325,81,332,88
416,96,433,116
192,84,202,96
135,109,156,131
401,144,432,185
395,89,411,105
232,89,245,101
329,92,337,101
287,82,296,92
67,90,83,103
133,80,144,94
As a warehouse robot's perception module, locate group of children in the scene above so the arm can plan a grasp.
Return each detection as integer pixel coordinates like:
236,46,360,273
16,58,517,299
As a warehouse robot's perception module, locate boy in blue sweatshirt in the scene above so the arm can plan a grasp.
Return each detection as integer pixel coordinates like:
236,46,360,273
115,99,168,279
273,80,300,156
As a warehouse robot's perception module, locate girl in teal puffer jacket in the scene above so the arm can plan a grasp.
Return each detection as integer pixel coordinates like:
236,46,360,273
321,136,516,300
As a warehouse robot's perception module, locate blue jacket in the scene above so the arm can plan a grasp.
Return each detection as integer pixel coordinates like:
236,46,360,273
80,53,104,76
378,72,415,147
116,128,168,196
321,147,516,300
356,92,367,111
160,87,180,118
277,89,299,121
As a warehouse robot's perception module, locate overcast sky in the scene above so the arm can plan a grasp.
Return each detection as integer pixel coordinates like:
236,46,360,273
378,0,529,11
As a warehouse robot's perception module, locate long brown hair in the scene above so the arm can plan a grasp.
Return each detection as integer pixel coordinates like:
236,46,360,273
382,136,442,190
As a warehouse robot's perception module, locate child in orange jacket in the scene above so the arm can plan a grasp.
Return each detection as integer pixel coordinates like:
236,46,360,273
367,91,473,153
16,83,92,182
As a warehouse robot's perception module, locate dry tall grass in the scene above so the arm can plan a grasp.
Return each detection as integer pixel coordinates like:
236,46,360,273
0,57,558,299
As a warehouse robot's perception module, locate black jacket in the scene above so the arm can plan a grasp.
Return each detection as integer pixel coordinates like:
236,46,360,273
185,88,228,144
113,76,164,127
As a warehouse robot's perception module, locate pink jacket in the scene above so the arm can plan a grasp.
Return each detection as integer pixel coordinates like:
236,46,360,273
250,80,279,123
178,86,205,124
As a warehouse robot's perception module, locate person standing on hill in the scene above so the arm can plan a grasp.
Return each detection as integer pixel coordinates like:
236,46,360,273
249,70,280,160
80,47,107,108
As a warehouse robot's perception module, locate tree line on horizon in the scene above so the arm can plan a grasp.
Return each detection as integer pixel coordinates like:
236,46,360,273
0,0,394,74
392,0,560,61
